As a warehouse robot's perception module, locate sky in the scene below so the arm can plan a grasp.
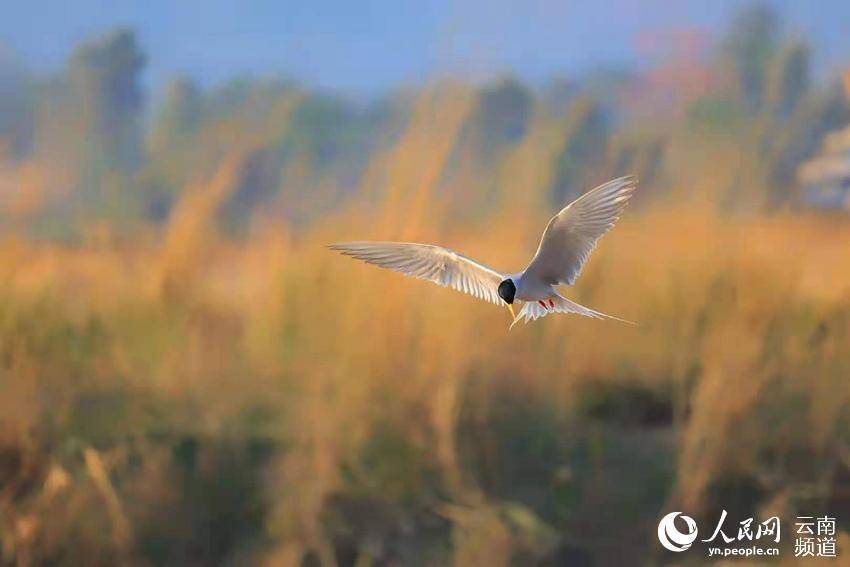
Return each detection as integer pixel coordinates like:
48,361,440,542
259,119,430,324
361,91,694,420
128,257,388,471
1,0,850,94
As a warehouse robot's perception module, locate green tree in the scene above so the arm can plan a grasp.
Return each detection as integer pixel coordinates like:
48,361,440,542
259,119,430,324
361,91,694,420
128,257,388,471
550,96,608,206
68,28,145,172
722,4,778,111
0,49,33,157
148,76,203,155
476,76,532,155
765,40,810,120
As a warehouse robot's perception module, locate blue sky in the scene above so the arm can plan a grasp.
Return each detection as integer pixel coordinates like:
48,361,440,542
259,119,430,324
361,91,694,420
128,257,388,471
1,0,849,93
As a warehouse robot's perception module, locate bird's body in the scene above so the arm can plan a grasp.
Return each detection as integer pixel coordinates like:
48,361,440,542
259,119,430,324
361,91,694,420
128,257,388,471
330,176,638,328
509,271,554,303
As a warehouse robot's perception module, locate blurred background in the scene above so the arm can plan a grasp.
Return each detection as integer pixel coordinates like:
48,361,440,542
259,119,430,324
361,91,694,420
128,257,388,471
2,1,850,565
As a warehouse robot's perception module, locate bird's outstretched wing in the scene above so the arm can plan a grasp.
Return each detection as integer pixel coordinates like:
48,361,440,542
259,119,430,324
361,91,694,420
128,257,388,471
329,241,505,305
523,176,637,286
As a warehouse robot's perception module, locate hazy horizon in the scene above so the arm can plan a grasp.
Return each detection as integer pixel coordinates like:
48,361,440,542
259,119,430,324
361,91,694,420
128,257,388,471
3,0,850,94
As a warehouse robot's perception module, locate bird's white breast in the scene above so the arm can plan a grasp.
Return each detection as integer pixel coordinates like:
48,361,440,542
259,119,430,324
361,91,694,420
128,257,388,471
513,272,554,302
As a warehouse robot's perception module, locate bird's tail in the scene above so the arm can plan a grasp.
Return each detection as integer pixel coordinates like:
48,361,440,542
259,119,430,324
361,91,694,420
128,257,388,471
509,292,635,329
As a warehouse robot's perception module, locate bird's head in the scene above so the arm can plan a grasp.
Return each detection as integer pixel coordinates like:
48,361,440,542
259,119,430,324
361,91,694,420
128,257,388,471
498,278,517,320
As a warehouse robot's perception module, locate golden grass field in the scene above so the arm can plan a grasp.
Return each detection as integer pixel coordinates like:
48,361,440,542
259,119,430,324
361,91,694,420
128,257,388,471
2,87,850,565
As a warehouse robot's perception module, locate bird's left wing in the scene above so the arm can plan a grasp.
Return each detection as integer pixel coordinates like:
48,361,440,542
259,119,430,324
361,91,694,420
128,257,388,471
329,241,506,305
523,176,637,286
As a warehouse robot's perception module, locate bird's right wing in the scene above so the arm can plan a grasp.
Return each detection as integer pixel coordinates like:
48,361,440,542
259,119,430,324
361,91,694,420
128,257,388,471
329,241,506,305
523,176,637,286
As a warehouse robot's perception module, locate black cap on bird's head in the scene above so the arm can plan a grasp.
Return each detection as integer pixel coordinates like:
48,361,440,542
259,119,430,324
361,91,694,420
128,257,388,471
498,279,518,321
498,279,516,305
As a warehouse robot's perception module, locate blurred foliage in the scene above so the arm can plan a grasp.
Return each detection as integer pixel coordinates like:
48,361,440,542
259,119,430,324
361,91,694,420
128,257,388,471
0,4,846,235
1,5,850,566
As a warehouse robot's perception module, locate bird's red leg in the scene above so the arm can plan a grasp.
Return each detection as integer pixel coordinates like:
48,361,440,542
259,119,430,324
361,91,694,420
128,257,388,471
548,298,555,309
538,300,547,309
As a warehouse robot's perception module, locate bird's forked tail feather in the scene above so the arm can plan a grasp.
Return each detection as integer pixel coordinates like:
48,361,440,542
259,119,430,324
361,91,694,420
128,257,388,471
509,292,635,329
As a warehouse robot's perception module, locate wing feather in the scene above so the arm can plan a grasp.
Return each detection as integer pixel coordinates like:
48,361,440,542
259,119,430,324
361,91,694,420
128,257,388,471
523,176,638,285
329,241,505,305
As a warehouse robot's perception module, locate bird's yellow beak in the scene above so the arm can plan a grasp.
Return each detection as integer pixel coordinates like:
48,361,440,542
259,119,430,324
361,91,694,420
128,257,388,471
507,303,516,321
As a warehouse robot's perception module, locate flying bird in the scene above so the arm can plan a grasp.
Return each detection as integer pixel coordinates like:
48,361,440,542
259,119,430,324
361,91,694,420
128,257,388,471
330,176,637,328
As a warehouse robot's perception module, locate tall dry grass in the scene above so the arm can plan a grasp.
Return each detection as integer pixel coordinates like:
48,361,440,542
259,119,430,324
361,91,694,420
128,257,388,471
1,87,850,565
